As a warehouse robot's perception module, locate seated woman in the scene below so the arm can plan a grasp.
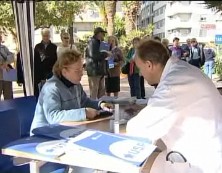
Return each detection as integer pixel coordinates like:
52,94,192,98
30,49,112,135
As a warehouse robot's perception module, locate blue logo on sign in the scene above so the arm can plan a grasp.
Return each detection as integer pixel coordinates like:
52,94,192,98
215,35,222,44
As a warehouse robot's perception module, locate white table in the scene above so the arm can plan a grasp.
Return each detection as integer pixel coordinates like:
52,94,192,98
2,99,149,173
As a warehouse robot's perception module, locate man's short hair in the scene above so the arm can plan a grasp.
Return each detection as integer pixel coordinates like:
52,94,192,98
136,39,170,66
153,36,161,42
191,38,197,43
132,37,140,43
173,37,179,42
41,28,50,35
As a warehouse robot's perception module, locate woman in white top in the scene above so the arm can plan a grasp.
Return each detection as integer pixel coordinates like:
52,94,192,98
57,32,77,58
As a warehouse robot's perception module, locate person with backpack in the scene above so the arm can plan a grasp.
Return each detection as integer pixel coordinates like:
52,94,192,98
203,43,216,79
85,27,110,100
188,38,205,68
124,37,141,99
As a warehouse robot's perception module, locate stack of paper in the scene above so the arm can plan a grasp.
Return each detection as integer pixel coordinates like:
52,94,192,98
64,130,156,173
100,41,110,52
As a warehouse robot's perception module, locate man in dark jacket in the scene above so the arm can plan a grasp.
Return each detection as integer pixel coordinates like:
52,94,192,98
34,28,57,98
16,52,27,96
85,27,110,99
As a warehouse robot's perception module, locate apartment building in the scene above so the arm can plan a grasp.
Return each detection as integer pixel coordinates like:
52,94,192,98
138,1,167,38
165,1,222,43
138,1,222,43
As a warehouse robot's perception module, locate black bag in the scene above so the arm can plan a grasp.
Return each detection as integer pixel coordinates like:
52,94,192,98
121,62,130,74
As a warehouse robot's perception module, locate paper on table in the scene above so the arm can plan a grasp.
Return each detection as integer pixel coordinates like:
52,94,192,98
68,130,155,166
3,68,17,81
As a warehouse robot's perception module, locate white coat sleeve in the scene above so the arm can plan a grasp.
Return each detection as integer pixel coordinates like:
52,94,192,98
126,83,178,142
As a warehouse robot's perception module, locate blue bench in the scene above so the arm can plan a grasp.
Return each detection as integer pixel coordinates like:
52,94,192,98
0,97,67,173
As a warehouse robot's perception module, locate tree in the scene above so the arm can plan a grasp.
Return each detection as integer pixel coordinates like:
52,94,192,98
0,2,17,46
35,1,84,33
122,1,140,35
120,24,154,49
204,1,222,13
0,1,84,49
92,1,108,26
94,15,125,40
104,1,117,36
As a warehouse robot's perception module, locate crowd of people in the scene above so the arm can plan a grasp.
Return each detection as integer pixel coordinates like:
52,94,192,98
0,26,217,101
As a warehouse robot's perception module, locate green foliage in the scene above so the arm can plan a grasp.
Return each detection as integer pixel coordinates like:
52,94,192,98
0,2,15,34
114,16,126,39
120,24,154,48
204,1,222,13
76,33,92,53
94,15,125,40
0,1,84,33
35,1,84,29
215,50,222,78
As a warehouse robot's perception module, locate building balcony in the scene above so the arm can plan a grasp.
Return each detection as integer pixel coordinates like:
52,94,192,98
165,19,192,30
165,2,192,17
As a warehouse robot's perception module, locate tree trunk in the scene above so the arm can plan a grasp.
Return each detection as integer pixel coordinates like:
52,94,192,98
124,11,135,35
123,1,140,35
105,1,117,36
98,2,108,26
68,22,74,45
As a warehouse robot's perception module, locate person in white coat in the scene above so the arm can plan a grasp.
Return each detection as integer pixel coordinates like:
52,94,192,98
57,32,77,59
126,39,222,173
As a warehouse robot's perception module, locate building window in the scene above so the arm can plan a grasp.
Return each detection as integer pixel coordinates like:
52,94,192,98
199,29,207,37
160,7,163,14
74,28,77,33
154,10,158,17
159,20,163,27
200,16,206,22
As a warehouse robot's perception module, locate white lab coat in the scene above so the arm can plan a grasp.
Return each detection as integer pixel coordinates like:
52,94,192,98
126,57,222,173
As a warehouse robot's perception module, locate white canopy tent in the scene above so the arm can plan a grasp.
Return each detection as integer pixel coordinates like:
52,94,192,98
12,0,35,96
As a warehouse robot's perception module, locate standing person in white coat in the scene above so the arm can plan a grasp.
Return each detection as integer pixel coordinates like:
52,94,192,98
57,32,77,59
126,39,222,173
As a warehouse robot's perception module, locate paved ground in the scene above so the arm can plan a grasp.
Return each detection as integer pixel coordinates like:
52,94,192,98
12,72,156,99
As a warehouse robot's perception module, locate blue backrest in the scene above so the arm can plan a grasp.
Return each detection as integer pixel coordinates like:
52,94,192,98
0,96,37,137
0,109,20,170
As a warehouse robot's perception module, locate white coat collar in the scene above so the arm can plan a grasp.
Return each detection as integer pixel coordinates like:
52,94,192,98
159,57,179,83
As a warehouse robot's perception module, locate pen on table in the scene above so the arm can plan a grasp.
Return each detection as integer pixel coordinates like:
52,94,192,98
56,152,66,160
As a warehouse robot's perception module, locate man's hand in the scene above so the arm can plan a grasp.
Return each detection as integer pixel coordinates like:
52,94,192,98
100,102,114,112
107,51,112,57
1,63,10,71
124,104,145,116
17,83,23,87
85,108,98,120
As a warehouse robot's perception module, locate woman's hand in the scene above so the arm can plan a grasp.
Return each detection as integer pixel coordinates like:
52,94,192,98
85,108,98,120
100,102,114,112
